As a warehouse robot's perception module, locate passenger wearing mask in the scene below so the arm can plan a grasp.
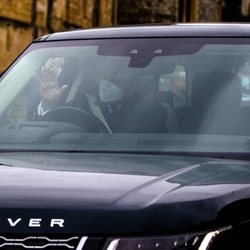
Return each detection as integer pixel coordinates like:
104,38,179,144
96,74,167,133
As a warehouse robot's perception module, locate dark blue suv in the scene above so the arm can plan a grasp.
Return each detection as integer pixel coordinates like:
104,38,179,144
0,24,250,249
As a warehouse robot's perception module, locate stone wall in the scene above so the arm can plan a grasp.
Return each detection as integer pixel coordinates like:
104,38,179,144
0,0,225,73
118,0,178,24
99,0,114,26
0,0,34,72
0,0,33,23
0,0,113,73
196,0,222,22
117,0,222,24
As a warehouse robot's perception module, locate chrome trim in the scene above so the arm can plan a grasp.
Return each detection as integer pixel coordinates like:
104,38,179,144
107,239,120,250
198,226,232,250
0,243,74,249
0,236,79,242
0,235,80,249
0,236,14,241
76,236,88,250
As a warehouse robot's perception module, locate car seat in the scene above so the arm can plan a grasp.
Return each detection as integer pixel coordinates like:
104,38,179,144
177,71,243,135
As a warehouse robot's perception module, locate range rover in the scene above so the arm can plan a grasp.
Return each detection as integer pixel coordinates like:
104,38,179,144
0,23,250,249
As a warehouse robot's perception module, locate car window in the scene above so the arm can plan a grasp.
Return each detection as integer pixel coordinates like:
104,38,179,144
1,38,250,155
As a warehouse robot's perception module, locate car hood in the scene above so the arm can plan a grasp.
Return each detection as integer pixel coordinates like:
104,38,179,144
0,152,250,234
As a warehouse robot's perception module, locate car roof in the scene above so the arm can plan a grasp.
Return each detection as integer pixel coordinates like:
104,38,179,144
35,23,250,42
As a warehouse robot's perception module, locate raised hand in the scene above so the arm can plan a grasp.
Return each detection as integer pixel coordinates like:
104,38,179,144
36,60,68,111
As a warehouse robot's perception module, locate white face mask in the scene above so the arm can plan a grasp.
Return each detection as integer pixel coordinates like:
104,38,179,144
99,80,123,103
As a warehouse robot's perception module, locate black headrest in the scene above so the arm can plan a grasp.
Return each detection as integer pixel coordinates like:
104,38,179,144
191,71,242,111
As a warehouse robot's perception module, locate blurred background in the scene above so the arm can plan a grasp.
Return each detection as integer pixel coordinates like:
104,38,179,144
0,0,250,74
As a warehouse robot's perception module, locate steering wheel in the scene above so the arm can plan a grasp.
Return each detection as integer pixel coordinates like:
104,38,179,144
41,106,110,133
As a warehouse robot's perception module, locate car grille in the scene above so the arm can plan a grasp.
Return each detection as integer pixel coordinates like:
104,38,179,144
0,235,82,249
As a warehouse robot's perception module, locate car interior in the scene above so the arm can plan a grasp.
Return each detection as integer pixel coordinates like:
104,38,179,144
2,41,250,137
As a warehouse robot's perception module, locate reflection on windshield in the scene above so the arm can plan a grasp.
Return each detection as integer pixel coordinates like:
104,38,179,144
0,38,250,154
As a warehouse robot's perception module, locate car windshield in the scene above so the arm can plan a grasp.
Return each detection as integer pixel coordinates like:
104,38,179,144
1,37,250,156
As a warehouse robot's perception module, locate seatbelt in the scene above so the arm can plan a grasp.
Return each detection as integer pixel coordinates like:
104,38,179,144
86,94,112,133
